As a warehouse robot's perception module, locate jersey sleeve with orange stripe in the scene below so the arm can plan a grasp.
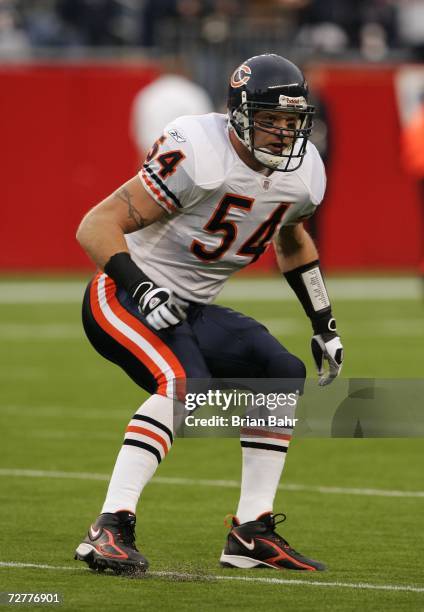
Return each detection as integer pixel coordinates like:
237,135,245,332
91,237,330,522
139,132,194,214
138,113,227,215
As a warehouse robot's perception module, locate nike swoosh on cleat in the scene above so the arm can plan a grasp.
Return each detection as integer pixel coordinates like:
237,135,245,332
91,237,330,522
89,526,102,540
233,532,255,551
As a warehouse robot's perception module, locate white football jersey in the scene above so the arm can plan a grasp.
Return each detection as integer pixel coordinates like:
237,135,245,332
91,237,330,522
126,113,326,303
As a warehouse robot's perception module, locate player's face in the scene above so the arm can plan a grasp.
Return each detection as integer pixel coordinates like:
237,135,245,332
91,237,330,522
253,110,300,155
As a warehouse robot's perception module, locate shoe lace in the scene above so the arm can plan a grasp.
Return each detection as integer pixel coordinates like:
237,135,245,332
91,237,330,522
270,513,287,529
117,518,138,550
268,513,295,551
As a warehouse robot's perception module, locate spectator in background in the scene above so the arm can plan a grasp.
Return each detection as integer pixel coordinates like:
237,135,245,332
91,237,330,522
0,0,30,57
401,91,424,280
396,0,424,61
56,0,125,46
359,0,397,60
140,0,204,48
130,70,214,164
19,0,73,47
296,0,365,49
295,0,396,59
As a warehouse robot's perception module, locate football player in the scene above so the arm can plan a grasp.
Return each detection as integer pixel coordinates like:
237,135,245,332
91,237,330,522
74,53,343,574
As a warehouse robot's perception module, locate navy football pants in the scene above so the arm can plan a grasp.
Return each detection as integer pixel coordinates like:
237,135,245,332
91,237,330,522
82,273,306,398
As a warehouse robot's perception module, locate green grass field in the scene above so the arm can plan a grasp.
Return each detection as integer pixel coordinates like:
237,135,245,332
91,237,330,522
0,277,423,611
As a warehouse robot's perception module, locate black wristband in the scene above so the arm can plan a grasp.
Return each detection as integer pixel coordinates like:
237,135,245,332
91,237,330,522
283,260,337,335
104,252,154,299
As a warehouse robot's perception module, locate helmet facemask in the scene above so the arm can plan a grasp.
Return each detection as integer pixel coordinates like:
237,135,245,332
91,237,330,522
230,91,314,172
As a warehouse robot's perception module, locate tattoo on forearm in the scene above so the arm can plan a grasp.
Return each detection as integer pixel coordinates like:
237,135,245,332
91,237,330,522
115,188,146,229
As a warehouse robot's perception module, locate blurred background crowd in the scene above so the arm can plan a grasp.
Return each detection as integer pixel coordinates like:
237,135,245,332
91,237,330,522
2,1,424,60
2,0,424,104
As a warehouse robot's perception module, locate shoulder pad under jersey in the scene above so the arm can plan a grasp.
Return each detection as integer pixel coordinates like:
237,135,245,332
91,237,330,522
165,113,227,190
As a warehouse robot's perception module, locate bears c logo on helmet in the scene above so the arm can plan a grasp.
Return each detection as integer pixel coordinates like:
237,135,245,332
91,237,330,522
230,64,252,88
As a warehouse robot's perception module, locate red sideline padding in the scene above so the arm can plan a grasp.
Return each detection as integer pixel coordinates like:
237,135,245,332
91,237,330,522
316,65,421,270
1,63,158,271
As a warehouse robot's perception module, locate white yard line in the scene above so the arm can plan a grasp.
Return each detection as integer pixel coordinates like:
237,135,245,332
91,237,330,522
0,405,127,419
30,430,119,441
0,277,421,303
0,282,85,303
0,323,81,339
0,468,423,498
0,469,110,481
0,561,423,593
221,278,422,301
1,318,423,341
262,318,424,337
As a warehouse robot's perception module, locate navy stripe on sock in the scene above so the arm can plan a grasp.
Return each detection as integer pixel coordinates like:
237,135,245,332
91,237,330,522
131,414,174,444
241,441,288,453
123,439,162,463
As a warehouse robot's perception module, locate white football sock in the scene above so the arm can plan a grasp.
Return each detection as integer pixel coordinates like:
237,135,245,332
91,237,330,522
101,394,174,514
236,428,291,524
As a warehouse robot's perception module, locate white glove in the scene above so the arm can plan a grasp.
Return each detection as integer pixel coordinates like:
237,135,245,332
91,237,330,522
311,333,343,386
139,286,188,330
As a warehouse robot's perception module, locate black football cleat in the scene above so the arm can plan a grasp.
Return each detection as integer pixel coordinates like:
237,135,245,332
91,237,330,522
74,511,149,575
220,512,325,571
